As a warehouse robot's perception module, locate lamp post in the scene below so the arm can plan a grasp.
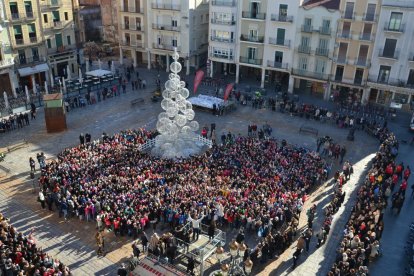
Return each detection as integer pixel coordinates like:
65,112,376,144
215,246,224,264
212,241,252,276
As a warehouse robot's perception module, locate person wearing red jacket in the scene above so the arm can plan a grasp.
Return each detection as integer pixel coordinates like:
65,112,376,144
404,166,411,181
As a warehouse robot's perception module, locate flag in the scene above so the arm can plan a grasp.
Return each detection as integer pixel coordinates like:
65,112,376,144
223,83,234,102
193,70,205,94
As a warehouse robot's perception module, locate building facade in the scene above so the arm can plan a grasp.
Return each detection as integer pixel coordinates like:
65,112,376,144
0,1,18,97
101,0,118,43
118,0,209,75
292,0,340,99
208,0,301,89
367,0,414,109
3,0,77,91
331,0,380,104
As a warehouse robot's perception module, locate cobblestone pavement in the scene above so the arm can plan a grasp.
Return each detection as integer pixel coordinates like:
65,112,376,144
1,63,410,275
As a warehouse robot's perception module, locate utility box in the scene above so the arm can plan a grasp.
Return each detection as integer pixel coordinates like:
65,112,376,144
43,93,67,133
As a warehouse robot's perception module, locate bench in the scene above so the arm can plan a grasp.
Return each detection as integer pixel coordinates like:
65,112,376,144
131,98,145,106
299,125,318,136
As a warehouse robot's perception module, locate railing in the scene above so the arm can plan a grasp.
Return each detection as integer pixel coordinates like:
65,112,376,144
210,18,236,25
354,58,370,67
120,6,144,13
14,39,24,45
211,0,236,7
47,45,76,54
241,11,266,20
384,23,404,32
138,135,213,152
315,47,329,57
210,36,234,43
120,41,144,48
10,12,35,21
152,43,181,51
270,14,293,22
14,55,46,66
43,0,61,8
121,24,143,31
268,37,290,47
378,49,399,59
335,56,348,64
210,53,234,61
240,35,264,43
152,24,180,32
292,69,328,80
151,3,181,11
29,36,38,43
342,12,355,20
0,59,14,68
239,56,262,65
359,33,372,41
297,45,311,54
319,26,331,35
368,76,409,87
337,31,353,39
53,21,64,29
363,13,376,22
301,25,313,33
267,60,289,70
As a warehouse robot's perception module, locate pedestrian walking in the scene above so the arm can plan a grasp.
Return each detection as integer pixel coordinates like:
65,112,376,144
29,157,36,172
305,228,313,252
96,231,105,256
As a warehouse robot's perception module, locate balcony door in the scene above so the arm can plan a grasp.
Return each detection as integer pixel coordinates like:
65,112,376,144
276,28,285,45
250,2,260,17
274,51,283,65
248,47,256,60
357,45,368,64
249,29,258,41
55,33,63,48
378,66,391,83
345,2,354,18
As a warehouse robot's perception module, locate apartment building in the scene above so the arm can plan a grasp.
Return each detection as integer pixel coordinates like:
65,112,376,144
0,3,18,96
208,0,299,89
3,0,77,90
292,0,340,99
331,0,380,103
367,0,414,109
119,0,209,75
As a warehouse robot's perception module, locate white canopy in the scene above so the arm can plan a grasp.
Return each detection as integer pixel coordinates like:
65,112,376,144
85,69,112,78
18,63,49,77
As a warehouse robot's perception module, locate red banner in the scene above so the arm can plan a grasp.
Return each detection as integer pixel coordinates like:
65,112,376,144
223,83,234,102
193,70,205,94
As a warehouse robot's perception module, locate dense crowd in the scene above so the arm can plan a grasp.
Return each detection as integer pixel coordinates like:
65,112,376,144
329,128,400,276
37,129,327,264
0,213,70,275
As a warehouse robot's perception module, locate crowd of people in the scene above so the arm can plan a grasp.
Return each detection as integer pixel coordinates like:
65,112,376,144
329,129,400,276
0,213,70,275
36,128,329,268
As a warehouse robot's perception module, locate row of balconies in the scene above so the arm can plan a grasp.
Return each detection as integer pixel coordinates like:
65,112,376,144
210,35,291,48
151,3,180,11
120,6,144,14
152,23,179,32
120,40,181,52
121,24,144,31
337,32,374,42
367,76,414,88
211,0,236,7
341,12,377,22
301,25,332,36
12,36,42,48
9,12,35,22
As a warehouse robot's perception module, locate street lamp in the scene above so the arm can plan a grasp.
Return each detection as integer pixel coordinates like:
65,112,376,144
244,258,253,275
215,246,224,264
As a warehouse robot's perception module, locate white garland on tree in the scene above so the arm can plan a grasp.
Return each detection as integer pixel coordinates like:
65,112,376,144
152,48,201,159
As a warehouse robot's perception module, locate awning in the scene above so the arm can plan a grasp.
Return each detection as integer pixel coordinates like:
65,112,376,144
18,63,49,77
85,69,112,77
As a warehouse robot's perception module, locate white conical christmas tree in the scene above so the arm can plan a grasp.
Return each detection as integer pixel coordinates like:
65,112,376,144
152,48,201,158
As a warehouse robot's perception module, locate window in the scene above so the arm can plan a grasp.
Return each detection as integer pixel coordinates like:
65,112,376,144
388,12,402,31
249,29,258,40
274,51,283,63
24,1,33,16
18,50,26,64
299,56,308,70
55,33,63,48
52,11,60,22
201,15,203,23
43,14,48,23
304,18,312,27
315,59,326,74
322,19,330,29
335,66,344,81
365,4,376,21
31,47,39,62
247,47,256,59
383,38,397,58
354,68,364,85
407,70,414,86
300,36,310,46
172,38,177,47
9,2,18,19
345,2,354,19
28,23,36,41
47,39,51,48
64,12,68,20
13,25,23,43
213,48,233,59
318,38,328,49
378,66,391,83
67,35,71,45
172,19,178,27
279,4,288,17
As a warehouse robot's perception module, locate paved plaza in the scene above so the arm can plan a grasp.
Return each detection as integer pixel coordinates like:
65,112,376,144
0,65,413,275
